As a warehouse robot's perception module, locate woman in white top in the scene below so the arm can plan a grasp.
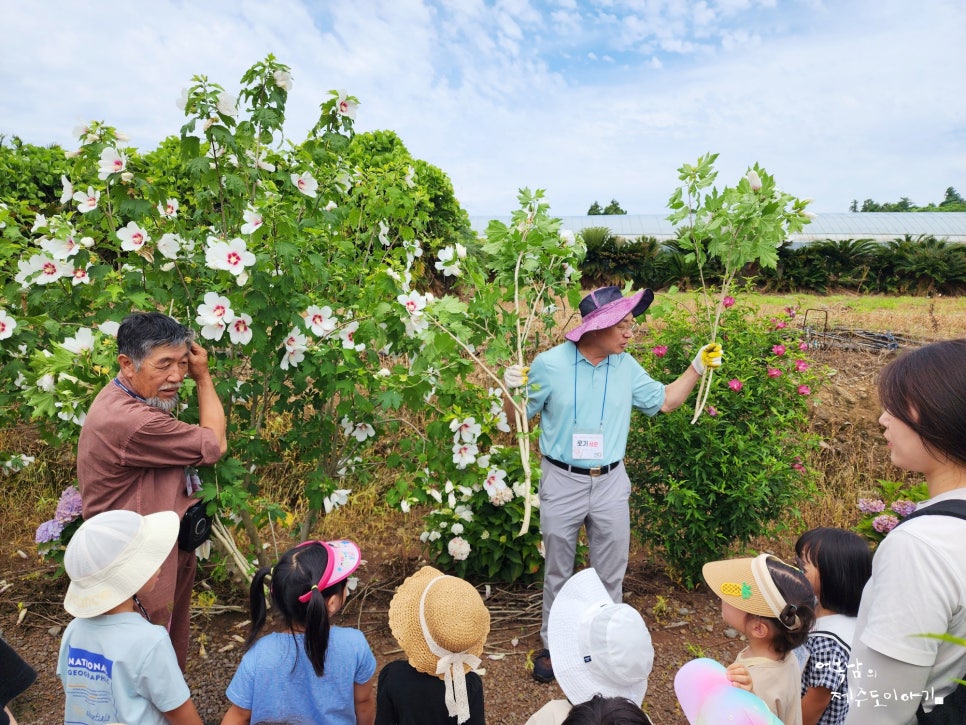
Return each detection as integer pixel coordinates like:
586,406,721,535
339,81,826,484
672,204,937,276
846,339,966,724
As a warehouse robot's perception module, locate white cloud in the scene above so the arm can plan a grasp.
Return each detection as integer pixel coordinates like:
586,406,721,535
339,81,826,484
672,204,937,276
0,0,962,217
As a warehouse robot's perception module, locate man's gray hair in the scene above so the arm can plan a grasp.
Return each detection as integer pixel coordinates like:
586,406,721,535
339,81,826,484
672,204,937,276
116,312,194,369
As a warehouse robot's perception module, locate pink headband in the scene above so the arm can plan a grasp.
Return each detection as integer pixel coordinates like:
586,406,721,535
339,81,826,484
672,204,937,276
296,539,361,604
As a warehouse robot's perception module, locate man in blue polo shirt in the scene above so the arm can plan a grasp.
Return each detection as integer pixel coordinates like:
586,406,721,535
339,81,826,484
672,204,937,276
504,286,721,683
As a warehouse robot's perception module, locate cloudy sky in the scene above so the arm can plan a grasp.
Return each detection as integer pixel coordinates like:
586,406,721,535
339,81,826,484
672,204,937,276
2,0,963,216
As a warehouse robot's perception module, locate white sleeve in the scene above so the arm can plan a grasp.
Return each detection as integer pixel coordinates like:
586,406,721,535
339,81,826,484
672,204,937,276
845,640,930,725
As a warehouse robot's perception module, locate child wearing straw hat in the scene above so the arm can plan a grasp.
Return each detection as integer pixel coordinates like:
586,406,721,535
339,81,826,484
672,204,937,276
56,509,203,725
703,553,817,725
525,568,655,725
221,539,376,725
377,566,490,725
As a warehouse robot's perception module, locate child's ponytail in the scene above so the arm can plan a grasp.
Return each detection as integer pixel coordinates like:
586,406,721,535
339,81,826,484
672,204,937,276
242,539,360,678
245,565,273,651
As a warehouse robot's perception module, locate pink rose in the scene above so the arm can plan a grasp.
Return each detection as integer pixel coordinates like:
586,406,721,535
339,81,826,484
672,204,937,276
767,368,782,378
651,345,668,358
728,379,743,392
772,344,786,356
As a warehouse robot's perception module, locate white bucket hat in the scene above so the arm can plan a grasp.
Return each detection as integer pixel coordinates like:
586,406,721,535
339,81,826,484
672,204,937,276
64,509,179,618
548,568,654,706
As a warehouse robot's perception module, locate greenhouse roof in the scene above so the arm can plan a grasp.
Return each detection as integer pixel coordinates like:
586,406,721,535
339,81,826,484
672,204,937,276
468,212,966,243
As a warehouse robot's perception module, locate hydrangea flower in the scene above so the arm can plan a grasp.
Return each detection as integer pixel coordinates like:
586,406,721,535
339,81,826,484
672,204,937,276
858,498,886,514
35,519,65,544
728,379,743,392
448,536,471,561
54,486,83,523
891,499,917,518
872,514,899,533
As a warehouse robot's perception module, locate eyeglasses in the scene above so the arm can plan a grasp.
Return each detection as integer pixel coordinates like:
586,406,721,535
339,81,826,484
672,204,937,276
614,322,645,335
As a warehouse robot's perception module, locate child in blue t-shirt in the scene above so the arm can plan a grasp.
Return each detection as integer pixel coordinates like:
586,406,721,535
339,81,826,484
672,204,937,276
221,539,376,725
57,509,202,725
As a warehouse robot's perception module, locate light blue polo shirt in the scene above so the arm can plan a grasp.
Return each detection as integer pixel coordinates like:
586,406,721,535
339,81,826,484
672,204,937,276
526,341,665,466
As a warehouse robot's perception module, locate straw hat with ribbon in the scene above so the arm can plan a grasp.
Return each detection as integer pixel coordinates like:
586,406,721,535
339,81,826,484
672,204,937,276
388,566,491,724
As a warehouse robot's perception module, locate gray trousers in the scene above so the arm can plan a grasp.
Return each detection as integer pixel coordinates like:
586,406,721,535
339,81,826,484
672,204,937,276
538,458,631,648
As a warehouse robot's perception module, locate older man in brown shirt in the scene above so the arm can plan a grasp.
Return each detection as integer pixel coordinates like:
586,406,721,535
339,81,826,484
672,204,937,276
77,312,227,669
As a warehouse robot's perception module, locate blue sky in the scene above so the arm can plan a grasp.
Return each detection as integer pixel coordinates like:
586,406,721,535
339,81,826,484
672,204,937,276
1,0,963,216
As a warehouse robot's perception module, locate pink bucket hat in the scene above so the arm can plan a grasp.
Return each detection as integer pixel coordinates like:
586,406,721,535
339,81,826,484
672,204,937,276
565,286,654,342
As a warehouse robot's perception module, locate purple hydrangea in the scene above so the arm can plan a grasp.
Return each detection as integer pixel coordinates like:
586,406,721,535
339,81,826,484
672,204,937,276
54,485,83,523
872,514,900,534
891,499,918,518
858,498,886,514
35,518,65,544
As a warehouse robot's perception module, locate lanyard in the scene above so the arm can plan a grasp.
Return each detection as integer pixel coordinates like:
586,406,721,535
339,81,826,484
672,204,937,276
113,376,146,402
573,345,609,429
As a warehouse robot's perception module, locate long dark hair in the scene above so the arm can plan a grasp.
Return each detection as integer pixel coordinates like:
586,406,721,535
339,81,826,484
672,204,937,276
796,527,872,617
759,558,816,655
878,338,966,468
246,542,347,676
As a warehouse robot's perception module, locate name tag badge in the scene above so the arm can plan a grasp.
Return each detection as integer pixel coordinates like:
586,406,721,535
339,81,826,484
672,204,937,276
572,432,604,460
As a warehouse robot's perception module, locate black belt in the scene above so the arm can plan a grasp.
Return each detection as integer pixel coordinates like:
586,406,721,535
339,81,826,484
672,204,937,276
544,456,622,477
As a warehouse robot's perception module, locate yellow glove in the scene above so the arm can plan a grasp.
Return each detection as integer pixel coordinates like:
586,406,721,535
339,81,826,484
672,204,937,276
691,343,723,375
504,364,529,389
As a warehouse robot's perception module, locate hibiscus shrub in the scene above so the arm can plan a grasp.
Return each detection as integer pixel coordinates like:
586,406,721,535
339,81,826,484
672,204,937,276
625,296,822,588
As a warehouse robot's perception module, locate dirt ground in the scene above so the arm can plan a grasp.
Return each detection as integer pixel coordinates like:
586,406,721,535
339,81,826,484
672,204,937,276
0,341,897,725
1,540,748,725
